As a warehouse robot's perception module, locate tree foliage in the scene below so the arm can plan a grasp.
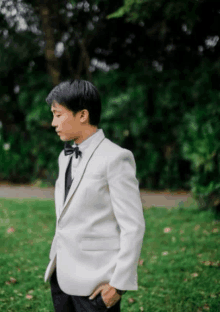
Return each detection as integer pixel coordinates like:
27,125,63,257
0,0,220,211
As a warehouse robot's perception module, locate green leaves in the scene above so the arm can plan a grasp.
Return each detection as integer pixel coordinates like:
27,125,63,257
107,6,127,19
69,0,76,9
107,0,200,25
107,0,136,19
180,105,220,210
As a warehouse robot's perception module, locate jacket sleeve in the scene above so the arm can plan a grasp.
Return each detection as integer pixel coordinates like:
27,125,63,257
107,149,145,291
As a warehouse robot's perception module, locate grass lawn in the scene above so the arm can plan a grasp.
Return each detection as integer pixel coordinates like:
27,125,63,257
0,198,219,312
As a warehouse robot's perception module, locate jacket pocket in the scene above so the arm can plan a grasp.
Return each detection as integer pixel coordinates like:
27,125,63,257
80,237,120,250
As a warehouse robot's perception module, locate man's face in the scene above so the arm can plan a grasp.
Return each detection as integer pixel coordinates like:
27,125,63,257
51,101,82,142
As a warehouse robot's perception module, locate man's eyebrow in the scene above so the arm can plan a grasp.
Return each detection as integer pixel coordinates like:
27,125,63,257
51,108,62,113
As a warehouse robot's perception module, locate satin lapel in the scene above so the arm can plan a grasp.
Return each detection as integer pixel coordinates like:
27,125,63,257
56,154,71,218
58,130,105,223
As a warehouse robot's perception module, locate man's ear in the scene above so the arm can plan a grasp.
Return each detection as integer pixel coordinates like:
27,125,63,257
80,109,89,123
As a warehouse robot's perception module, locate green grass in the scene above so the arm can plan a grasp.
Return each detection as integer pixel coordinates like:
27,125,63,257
0,198,219,311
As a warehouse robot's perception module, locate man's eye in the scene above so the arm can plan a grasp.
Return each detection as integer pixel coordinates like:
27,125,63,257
55,115,61,118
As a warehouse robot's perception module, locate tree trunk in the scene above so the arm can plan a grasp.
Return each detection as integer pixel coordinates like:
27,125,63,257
76,38,92,82
38,2,60,86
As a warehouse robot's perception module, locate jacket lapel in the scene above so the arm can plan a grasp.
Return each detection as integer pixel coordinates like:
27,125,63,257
56,154,70,218
58,129,105,222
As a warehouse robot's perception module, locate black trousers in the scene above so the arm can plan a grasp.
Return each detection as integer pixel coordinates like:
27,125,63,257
50,269,121,312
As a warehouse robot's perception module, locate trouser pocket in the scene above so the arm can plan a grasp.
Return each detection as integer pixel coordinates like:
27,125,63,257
90,293,107,311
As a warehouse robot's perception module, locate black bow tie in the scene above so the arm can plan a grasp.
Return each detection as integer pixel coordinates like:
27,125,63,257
64,142,82,158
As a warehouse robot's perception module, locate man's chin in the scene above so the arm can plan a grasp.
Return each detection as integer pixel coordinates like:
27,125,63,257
58,135,66,141
59,135,72,142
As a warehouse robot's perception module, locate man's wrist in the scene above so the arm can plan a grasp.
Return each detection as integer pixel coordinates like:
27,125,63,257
115,288,127,295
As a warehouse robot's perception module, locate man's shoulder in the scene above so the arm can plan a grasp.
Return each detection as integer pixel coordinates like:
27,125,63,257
100,138,133,159
101,138,124,152
99,138,136,172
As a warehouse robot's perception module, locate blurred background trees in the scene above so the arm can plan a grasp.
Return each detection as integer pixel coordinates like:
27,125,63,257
0,0,220,210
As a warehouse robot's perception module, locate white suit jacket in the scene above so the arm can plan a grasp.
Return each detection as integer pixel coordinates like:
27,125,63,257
44,129,145,296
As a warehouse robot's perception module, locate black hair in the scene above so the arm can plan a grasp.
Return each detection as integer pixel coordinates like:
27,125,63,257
46,79,101,126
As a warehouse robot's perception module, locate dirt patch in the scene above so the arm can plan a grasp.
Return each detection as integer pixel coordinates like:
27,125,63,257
140,189,195,208
0,183,194,208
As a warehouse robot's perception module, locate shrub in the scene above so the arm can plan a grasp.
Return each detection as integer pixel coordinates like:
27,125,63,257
178,61,220,214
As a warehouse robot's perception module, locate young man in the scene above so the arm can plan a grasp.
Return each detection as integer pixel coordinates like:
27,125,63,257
44,79,145,312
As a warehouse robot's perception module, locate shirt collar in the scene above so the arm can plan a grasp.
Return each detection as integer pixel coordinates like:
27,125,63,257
72,129,101,153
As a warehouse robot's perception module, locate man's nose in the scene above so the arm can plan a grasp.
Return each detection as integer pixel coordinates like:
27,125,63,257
51,118,56,127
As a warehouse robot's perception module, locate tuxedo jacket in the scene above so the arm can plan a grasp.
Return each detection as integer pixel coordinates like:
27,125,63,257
44,129,145,296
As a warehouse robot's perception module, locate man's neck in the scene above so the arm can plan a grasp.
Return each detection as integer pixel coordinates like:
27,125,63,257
75,126,98,145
